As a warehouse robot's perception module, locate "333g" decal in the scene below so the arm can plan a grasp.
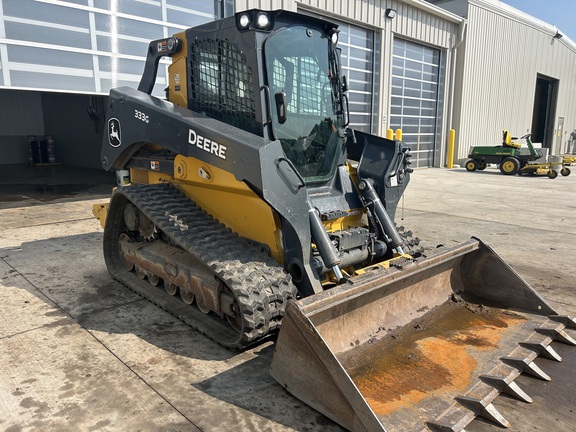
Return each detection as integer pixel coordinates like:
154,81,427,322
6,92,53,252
134,109,149,123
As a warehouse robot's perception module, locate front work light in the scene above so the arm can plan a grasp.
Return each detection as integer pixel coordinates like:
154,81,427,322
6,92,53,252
330,31,339,45
239,13,251,29
256,12,270,29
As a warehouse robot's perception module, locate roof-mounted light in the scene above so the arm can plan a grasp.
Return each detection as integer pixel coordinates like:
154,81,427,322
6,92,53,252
330,30,340,45
235,10,275,32
256,12,270,29
239,13,251,29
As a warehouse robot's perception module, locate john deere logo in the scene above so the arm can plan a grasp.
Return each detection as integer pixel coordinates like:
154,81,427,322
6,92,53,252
108,118,121,147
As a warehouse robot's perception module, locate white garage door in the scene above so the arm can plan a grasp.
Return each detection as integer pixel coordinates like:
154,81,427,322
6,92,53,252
336,22,377,133
390,38,443,167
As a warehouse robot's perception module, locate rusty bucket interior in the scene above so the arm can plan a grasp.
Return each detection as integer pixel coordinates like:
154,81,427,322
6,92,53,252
270,238,576,432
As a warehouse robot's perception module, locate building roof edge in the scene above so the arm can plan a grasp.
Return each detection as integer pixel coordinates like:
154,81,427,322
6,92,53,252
469,0,576,52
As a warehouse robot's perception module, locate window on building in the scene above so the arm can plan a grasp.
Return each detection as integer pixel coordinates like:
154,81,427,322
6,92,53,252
338,22,378,133
0,0,225,95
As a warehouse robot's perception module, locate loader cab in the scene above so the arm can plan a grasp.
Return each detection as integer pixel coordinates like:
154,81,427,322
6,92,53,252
263,20,347,184
183,9,348,185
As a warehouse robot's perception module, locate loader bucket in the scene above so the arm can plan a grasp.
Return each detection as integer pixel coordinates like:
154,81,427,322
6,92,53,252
270,238,576,432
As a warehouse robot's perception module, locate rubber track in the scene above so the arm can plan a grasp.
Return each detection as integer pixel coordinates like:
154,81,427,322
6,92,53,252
106,183,296,349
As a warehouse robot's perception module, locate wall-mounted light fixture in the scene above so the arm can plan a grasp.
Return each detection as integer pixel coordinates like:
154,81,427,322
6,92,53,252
553,31,563,39
385,8,397,19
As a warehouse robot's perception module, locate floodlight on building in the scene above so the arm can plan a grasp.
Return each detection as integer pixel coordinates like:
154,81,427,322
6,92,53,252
553,31,563,39
385,8,397,19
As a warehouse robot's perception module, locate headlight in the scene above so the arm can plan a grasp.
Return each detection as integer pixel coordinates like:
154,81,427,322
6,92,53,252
239,13,251,29
330,31,339,45
256,12,270,29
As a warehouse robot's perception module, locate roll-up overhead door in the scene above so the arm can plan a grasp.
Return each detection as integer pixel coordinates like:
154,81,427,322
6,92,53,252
390,38,442,167
337,22,377,133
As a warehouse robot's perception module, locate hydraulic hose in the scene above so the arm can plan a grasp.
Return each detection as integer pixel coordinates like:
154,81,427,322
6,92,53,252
358,178,405,254
308,205,345,281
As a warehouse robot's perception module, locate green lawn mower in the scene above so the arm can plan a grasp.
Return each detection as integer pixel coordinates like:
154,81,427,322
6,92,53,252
466,131,571,179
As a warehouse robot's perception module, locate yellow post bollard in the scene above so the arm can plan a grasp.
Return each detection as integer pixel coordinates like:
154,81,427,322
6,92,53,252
447,129,455,169
386,129,394,140
395,129,402,141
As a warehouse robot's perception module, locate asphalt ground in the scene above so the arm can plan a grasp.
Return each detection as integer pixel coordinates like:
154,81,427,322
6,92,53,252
0,165,574,431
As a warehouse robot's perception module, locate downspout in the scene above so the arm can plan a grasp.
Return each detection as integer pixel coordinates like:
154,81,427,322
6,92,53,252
447,19,467,165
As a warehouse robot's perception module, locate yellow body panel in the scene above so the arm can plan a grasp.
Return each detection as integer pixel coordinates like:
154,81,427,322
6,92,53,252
130,168,172,185
323,213,366,233
172,155,283,263
92,203,108,228
168,31,188,108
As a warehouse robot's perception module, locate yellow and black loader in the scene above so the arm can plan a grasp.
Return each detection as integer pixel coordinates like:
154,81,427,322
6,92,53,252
93,10,575,431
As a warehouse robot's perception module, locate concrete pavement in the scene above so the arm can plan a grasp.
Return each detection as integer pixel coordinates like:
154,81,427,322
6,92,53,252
0,165,574,431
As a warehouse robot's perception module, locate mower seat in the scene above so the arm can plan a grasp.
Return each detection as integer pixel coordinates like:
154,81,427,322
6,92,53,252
502,130,521,149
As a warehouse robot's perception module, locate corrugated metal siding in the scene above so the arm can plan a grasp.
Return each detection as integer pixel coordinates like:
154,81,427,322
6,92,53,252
235,0,459,49
0,90,44,135
234,0,297,12
299,0,458,49
455,1,576,159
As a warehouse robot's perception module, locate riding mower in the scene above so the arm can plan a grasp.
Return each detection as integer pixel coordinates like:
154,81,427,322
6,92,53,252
466,131,571,179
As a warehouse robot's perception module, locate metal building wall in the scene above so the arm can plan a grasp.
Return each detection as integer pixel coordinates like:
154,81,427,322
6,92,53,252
453,0,576,159
236,0,459,46
0,0,222,96
235,0,297,11
0,90,44,164
0,90,44,136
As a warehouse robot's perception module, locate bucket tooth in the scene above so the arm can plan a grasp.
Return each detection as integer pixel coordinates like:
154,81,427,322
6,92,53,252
519,326,564,360
549,315,576,329
480,374,533,403
426,422,469,432
502,357,551,381
427,382,501,432
519,340,562,362
455,396,510,428
535,327,576,346
426,405,476,432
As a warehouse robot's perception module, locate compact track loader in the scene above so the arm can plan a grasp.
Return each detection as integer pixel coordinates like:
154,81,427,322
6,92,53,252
93,10,575,431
